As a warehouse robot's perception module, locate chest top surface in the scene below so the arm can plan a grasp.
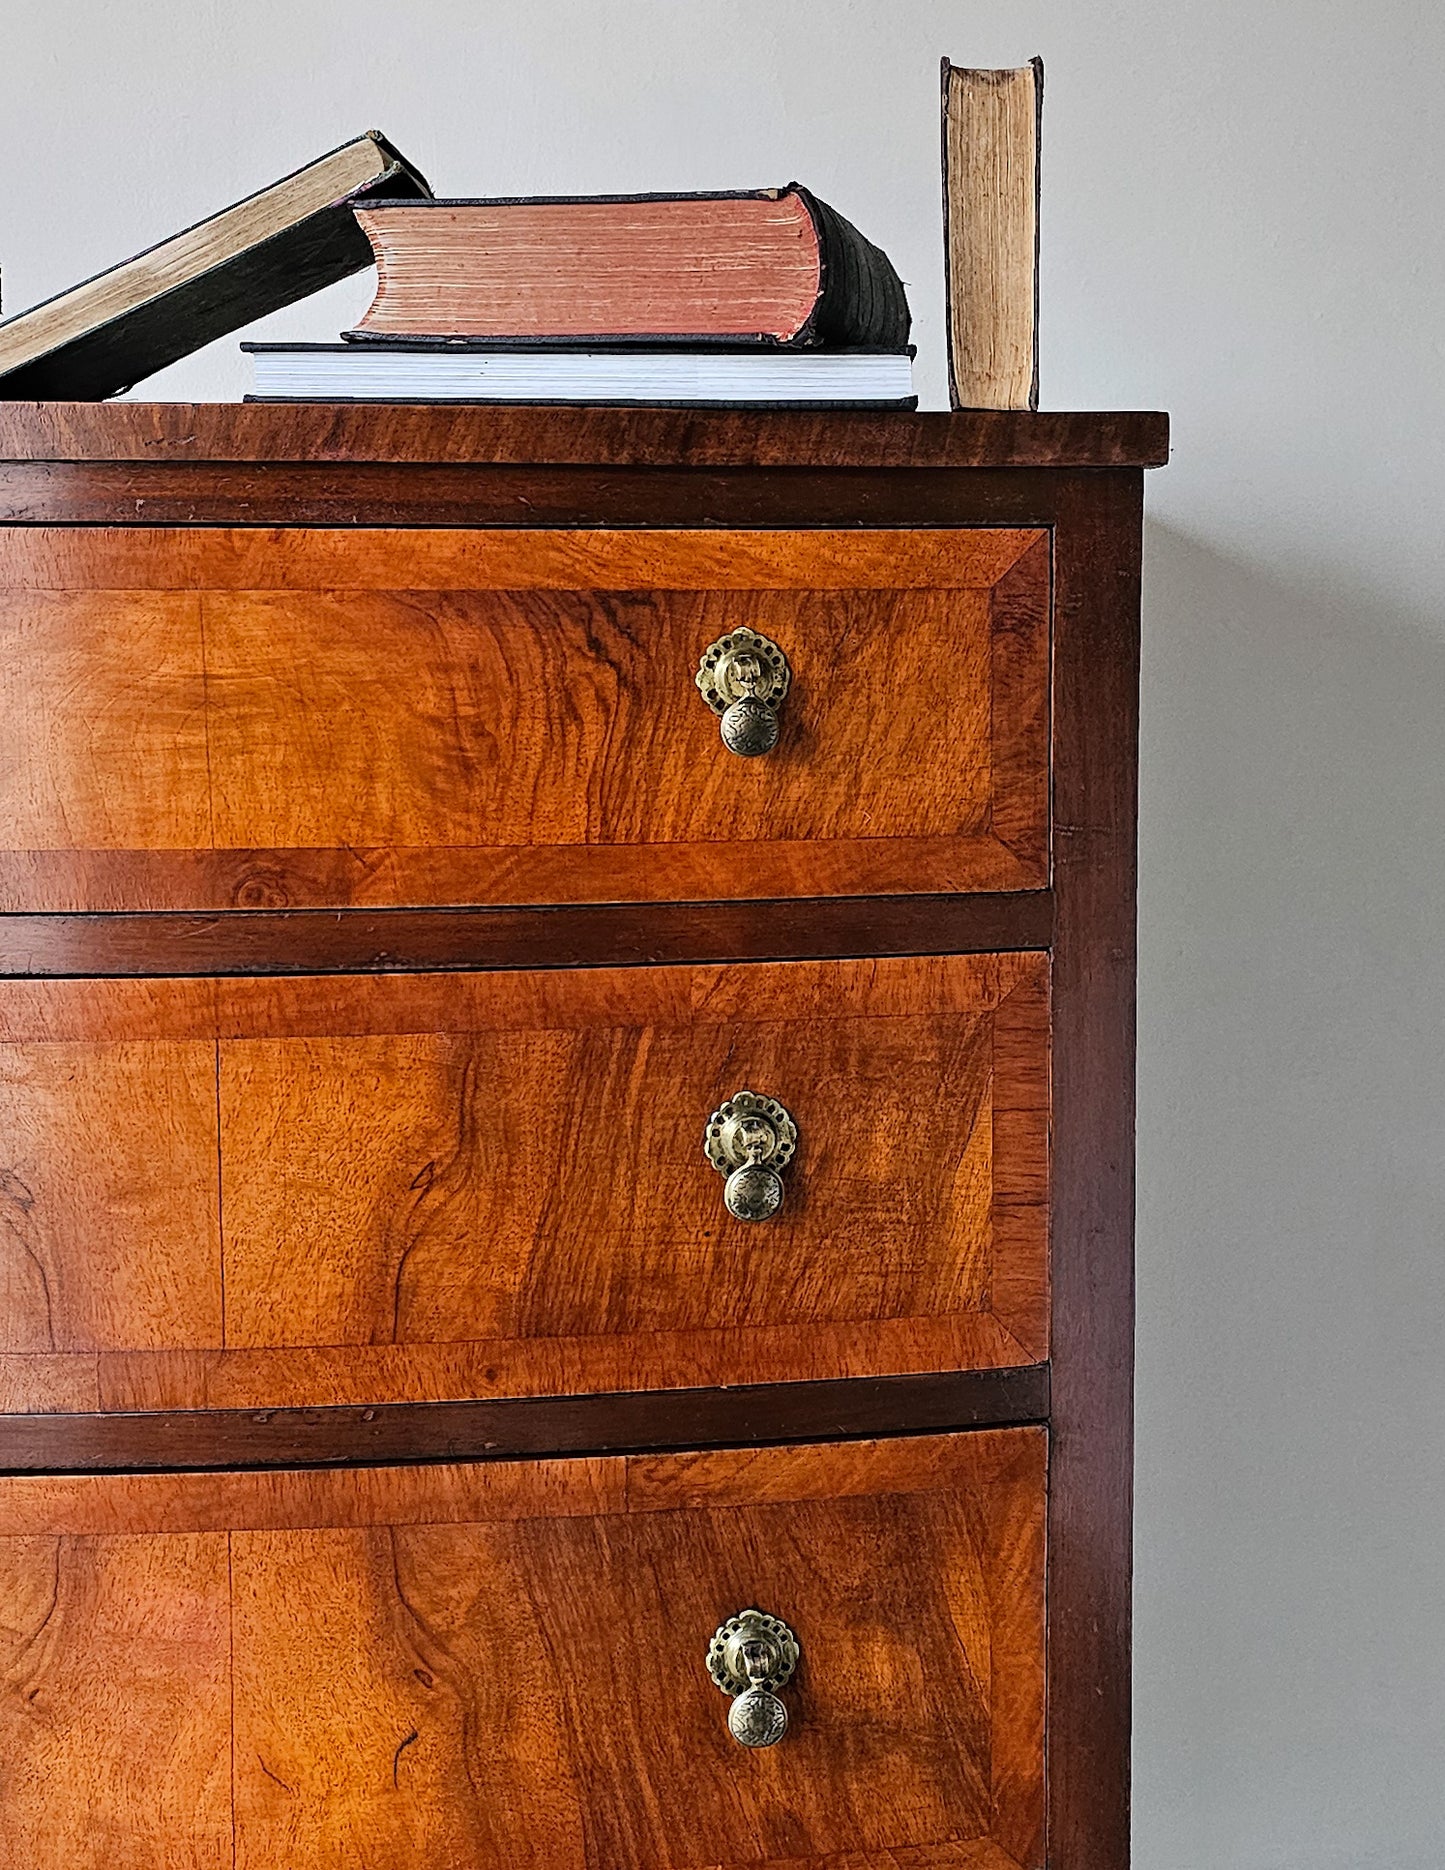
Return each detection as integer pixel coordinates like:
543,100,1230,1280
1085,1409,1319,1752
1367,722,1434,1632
0,401,1169,468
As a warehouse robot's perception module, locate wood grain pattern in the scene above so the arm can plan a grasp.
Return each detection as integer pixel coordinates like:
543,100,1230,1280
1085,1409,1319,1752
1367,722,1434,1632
0,400,1169,467
87,1316,1032,1414
216,957,1039,1348
0,1351,98,1413
988,973,1050,1361
700,1845,1023,1870
0,1451,620,1534
0,1431,1044,1870
0,955,1039,1038
0,1428,1027,1530
0,1038,220,1352
0,1531,232,1869
0,524,1040,590
0,529,1048,910
988,548,1051,868
202,587,1002,846
3,1307,1033,1414
0,838,1038,915
0,955,1047,1409
0,591,210,853
231,1505,991,1867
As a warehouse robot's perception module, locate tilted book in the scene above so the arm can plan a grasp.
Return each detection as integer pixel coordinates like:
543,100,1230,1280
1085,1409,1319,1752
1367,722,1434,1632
0,131,431,400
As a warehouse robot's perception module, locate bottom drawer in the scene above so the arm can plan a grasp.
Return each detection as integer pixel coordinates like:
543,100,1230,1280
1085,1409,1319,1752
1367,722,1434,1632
0,1429,1044,1870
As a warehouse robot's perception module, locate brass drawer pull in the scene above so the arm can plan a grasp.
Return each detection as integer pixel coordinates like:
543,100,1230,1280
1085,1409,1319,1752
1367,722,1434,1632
695,627,792,756
704,1090,797,1222
707,1608,799,1748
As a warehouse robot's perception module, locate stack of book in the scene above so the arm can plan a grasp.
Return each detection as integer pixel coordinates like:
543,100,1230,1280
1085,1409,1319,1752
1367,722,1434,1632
245,186,915,408
0,137,913,409
0,62,1050,413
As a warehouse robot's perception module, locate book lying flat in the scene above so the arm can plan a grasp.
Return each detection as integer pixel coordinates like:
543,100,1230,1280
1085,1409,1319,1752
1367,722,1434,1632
242,341,916,407
345,189,910,348
0,132,430,400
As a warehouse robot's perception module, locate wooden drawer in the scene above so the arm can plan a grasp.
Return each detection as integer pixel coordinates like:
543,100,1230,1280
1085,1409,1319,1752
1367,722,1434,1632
0,953,1048,1413
0,526,1048,912
0,1428,1044,1870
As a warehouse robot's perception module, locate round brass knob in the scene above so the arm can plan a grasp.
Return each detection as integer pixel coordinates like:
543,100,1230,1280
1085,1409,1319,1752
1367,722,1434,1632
695,628,792,758
707,1609,799,1749
728,1685,789,1748
719,694,780,758
704,1091,797,1223
723,1162,785,1223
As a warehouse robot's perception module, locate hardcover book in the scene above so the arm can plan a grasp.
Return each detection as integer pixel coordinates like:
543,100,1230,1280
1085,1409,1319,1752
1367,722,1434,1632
346,188,910,349
0,131,431,400
941,59,1043,410
243,340,916,408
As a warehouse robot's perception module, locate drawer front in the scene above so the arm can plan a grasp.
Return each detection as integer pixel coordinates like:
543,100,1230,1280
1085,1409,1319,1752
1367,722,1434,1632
0,526,1048,911
0,954,1047,1412
0,1429,1044,1870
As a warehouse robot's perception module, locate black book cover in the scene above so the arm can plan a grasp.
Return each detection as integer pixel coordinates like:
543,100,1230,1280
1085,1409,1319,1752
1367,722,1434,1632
0,132,431,401
796,186,911,351
342,185,911,351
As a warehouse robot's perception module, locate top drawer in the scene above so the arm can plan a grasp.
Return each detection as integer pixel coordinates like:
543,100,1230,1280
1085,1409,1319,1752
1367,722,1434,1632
0,527,1048,912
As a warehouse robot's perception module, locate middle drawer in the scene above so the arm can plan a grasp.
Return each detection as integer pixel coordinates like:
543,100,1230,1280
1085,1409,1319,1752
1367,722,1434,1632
0,953,1048,1413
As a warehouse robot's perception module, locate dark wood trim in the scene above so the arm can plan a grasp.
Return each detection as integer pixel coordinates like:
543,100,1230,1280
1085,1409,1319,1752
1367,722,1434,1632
0,1364,1049,1474
1045,471,1141,1869
0,402,1169,469
1,461,1094,529
0,890,1053,978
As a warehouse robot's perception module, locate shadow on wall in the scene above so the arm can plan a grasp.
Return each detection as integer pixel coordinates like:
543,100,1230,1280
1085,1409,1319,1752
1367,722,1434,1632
1131,522,1445,1870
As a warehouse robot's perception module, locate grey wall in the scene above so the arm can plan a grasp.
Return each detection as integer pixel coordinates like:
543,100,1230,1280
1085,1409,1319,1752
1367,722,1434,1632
3,4,1441,1864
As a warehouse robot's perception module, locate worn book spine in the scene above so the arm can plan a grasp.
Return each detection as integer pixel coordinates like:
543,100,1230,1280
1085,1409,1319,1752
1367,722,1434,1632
941,58,1043,410
0,141,431,401
793,188,911,349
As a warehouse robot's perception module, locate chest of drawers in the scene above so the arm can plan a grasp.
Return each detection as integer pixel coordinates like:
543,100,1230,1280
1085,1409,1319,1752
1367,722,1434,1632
0,402,1166,1870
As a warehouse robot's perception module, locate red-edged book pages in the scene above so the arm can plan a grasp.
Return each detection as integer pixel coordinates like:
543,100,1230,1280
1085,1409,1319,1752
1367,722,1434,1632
347,188,910,349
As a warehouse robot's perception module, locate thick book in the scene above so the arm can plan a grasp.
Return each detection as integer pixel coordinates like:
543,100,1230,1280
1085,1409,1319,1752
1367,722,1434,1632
242,340,916,407
344,188,910,349
0,132,431,401
941,59,1043,410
